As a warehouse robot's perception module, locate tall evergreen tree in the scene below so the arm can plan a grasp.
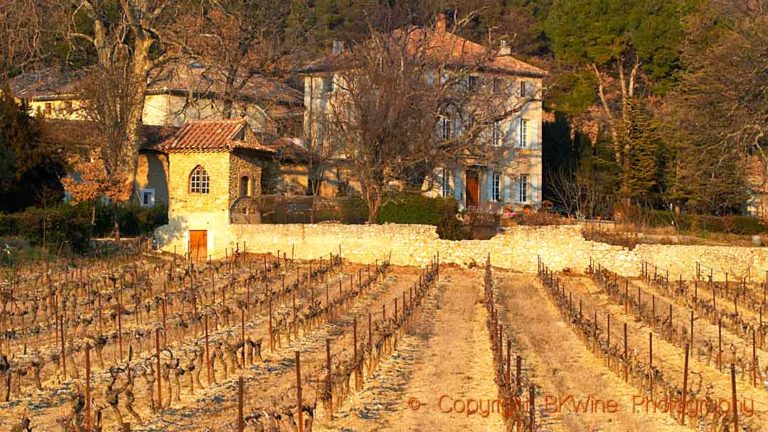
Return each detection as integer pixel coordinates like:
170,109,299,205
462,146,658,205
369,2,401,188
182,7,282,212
0,87,65,211
622,101,658,202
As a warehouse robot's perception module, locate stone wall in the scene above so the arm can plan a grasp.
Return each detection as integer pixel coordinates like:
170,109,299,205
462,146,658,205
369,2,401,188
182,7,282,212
156,221,768,280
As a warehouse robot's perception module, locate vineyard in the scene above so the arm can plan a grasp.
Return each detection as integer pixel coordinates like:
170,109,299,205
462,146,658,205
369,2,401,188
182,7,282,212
0,248,766,431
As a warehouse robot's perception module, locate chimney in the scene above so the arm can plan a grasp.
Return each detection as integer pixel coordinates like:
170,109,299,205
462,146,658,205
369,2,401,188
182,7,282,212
332,40,345,55
499,39,512,56
436,13,446,33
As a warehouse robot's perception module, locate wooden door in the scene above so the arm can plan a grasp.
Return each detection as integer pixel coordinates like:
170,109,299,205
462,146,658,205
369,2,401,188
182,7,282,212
466,170,480,208
189,230,208,261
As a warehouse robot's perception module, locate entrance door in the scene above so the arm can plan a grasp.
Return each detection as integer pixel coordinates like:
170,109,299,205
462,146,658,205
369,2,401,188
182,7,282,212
466,170,480,208
189,230,208,261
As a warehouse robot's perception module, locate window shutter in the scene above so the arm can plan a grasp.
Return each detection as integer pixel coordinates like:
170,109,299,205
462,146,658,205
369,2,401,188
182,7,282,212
454,168,464,202
485,172,493,203
532,174,541,203
509,118,518,147
503,175,511,203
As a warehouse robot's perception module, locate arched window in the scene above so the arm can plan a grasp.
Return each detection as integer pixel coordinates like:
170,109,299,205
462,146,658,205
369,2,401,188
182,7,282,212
189,166,210,194
239,176,250,197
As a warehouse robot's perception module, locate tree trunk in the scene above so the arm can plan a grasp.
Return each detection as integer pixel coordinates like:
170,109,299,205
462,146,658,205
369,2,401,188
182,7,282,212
365,185,383,224
119,38,153,202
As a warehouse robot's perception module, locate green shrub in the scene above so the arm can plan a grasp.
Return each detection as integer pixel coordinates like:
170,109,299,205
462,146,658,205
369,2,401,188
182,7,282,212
14,205,91,252
728,215,766,235
378,192,466,239
93,202,168,237
636,209,766,235
2,202,168,253
378,193,455,225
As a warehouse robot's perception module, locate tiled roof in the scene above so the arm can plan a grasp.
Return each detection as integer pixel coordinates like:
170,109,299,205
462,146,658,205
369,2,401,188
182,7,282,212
151,119,276,153
7,68,85,100
9,63,302,105
147,62,302,105
300,23,547,78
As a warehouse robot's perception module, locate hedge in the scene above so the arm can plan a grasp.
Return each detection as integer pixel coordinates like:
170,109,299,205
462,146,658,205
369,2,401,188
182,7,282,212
639,210,766,235
378,193,466,239
0,202,168,253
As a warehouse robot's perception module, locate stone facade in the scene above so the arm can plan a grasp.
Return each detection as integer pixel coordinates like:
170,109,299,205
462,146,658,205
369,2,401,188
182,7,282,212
302,24,546,212
155,222,768,280
229,151,264,205
167,152,231,216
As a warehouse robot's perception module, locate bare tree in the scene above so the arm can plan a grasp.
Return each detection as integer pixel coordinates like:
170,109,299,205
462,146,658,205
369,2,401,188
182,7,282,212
546,167,612,219
61,0,178,200
319,12,542,222
170,0,299,124
0,0,55,82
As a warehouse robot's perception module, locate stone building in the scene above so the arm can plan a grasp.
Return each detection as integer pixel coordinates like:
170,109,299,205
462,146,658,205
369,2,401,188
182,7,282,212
8,62,303,135
300,14,548,212
143,119,307,259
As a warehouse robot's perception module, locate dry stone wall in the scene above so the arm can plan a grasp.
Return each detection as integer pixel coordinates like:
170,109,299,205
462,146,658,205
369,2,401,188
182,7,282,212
156,221,768,280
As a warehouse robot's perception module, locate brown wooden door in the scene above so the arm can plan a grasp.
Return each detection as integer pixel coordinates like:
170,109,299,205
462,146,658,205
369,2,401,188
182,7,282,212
466,170,480,208
189,230,208,261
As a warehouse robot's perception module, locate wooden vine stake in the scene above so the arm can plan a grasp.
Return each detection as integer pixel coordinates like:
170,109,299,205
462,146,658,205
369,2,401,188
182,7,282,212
205,315,212,386
731,364,739,432
238,376,244,432
681,343,689,426
296,351,304,432
623,323,628,382
156,328,162,411
326,338,333,417
649,332,654,396
268,297,274,352
85,343,91,432
241,308,246,367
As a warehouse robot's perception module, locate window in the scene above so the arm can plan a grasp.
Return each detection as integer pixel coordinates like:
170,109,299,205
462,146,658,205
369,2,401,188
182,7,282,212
322,76,334,93
519,119,530,147
467,76,479,91
440,115,453,140
239,176,250,197
189,166,210,194
441,168,451,197
44,103,52,116
464,115,475,132
492,121,502,147
520,81,529,98
492,77,505,94
140,188,156,207
492,172,501,202
518,174,529,203
65,100,73,114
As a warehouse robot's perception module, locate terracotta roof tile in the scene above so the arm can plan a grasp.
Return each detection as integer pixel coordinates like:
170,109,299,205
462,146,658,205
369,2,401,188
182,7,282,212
152,119,276,153
9,63,302,105
301,25,547,78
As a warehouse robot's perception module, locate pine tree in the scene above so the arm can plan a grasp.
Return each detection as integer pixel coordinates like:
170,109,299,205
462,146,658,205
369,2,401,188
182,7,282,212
0,86,65,211
622,101,658,202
